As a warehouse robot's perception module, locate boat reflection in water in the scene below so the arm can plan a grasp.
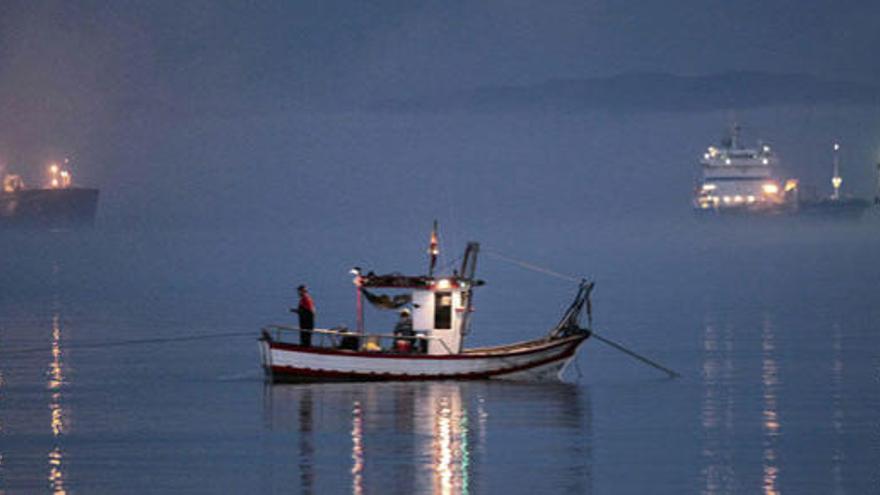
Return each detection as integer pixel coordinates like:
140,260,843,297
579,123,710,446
264,381,591,494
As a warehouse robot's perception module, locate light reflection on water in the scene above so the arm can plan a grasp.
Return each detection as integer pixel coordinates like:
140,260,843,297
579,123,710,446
700,319,736,494
47,313,68,495
830,323,844,493
264,381,590,494
761,317,780,495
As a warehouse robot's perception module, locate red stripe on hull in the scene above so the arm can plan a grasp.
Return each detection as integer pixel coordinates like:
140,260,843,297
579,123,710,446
266,344,581,383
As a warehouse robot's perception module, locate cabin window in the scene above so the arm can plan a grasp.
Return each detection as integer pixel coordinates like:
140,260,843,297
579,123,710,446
434,292,452,329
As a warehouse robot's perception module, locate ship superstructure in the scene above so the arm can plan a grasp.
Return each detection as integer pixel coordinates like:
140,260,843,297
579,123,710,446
1,161,99,229
694,125,787,213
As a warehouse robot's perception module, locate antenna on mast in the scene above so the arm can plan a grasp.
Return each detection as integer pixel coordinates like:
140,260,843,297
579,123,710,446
831,142,842,200
427,220,439,277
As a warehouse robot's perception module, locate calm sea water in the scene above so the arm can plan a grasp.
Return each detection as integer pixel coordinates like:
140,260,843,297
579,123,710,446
1,216,879,493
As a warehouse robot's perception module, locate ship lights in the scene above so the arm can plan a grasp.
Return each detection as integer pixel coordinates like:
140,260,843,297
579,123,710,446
701,183,717,191
725,158,732,165
747,195,756,203
722,196,732,204
47,163,73,189
831,176,842,189
762,183,779,195
733,195,744,203
784,179,798,192
762,158,769,165
435,278,452,290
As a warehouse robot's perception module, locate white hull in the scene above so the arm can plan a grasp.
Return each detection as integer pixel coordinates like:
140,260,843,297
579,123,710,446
260,333,588,383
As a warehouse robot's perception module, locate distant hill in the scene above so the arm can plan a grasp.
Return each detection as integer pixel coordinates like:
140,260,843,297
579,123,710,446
371,71,880,113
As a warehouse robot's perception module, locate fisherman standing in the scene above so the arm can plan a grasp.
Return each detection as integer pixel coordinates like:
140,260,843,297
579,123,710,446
291,284,316,346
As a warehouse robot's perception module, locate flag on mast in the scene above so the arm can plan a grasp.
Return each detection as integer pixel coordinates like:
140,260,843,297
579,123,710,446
428,220,439,276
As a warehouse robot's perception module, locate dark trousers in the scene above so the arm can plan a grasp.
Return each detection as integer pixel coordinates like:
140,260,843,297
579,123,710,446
299,311,314,347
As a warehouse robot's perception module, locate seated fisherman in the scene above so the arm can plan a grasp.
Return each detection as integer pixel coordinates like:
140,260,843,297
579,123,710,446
394,308,414,351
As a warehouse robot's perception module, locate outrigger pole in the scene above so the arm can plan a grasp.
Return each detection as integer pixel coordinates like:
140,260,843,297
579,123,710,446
551,280,680,378
590,331,680,378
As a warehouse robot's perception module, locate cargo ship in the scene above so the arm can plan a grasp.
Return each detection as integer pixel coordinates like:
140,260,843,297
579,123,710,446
693,126,874,219
1,162,99,229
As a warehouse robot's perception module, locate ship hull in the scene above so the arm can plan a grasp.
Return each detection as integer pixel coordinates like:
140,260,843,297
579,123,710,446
694,198,871,219
795,198,871,219
260,333,589,383
0,188,99,229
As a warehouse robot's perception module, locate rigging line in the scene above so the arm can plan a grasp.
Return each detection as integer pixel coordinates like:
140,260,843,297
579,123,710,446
484,249,584,283
0,330,255,356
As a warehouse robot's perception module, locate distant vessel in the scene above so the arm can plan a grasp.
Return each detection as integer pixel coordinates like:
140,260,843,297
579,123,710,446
794,143,871,219
693,126,873,219
1,161,99,229
693,124,787,214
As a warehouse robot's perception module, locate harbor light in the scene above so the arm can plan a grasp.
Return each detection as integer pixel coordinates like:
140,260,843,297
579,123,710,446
762,183,779,195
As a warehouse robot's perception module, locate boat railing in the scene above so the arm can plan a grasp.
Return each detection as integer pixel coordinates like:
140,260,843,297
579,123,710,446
261,324,455,355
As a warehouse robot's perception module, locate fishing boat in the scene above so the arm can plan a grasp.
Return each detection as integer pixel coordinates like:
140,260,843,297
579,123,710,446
259,241,594,383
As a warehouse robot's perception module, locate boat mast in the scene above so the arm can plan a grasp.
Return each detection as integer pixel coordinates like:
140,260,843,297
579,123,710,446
351,267,365,334
458,242,480,336
831,142,842,200
427,220,439,277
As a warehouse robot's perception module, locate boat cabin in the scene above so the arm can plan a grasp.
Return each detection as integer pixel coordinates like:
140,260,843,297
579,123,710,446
358,273,480,355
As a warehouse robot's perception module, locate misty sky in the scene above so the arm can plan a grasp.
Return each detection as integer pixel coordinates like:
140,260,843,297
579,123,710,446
1,1,878,231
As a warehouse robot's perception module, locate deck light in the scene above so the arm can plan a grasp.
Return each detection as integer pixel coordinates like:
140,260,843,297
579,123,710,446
762,183,779,195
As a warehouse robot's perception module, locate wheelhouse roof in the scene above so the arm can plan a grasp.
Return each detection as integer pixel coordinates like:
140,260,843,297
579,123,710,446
358,273,484,289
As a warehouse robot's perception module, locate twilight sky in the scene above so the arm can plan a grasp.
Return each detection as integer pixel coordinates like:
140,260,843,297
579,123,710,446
1,1,878,231
2,1,878,110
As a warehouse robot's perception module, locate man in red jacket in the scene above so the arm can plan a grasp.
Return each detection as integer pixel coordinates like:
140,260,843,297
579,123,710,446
292,284,316,346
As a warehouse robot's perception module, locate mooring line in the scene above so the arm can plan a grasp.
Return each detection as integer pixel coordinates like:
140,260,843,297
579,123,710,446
484,249,584,283
0,330,254,356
